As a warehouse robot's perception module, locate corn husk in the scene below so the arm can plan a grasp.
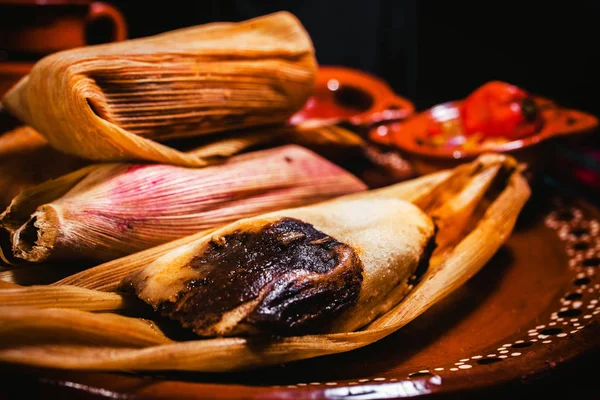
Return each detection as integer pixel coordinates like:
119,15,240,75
287,124,365,149
0,126,89,209
0,125,47,157
2,12,316,166
0,169,445,290
48,228,216,291
0,285,129,311
46,171,450,292
0,145,366,263
0,154,531,371
0,308,171,348
0,123,295,212
282,125,417,186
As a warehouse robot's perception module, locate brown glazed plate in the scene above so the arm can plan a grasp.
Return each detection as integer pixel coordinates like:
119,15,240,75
1,180,600,399
1,68,598,398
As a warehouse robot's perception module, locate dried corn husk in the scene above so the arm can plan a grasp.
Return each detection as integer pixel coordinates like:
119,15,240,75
287,124,365,149
0,285,129,311
0,308,171,348
282,125,417,186
0,125,47,157
0,145,366,263
0,154,531,371
0,123,290,212
49,228,216,291
0,126,89,209
2,12,316,166
48,171,450,292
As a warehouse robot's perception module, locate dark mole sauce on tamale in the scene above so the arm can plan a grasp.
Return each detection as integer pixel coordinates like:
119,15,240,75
159,218,363,336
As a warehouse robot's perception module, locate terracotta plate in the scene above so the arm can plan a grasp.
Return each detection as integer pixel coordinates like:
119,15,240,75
1,182,599,399
369,96,598,161
289,66,415,128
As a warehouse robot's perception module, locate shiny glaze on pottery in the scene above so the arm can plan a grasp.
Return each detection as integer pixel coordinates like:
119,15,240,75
0,0,127,55
290,66,415,128
0,0,127,97
370,95,598,175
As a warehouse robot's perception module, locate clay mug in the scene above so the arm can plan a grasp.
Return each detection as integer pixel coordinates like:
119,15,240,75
0,0,127,57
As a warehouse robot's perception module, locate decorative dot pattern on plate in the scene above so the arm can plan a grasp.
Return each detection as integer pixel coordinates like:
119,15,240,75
284,203,599,388
402,204,599,380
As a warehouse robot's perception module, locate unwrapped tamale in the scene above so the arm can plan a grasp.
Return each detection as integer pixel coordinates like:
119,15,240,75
126,198,435,337
124,154,521,338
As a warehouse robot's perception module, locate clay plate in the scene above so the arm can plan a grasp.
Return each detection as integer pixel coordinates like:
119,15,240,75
1,182,599,399
290,66,415,128
370,96,599,175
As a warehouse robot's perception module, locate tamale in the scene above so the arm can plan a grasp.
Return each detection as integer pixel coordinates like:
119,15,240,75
0,123,321,211
124,155,518,337
2,12,316,166
19,172,448,291
126,198,435,337
0,145,366,263
0,154,531,372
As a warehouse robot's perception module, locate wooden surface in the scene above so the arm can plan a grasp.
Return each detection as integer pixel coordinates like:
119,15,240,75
1,182,599,399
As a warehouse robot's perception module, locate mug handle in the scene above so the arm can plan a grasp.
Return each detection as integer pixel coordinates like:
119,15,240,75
87,2,128,43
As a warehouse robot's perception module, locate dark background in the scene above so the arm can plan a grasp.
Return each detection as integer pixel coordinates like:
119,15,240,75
107,0,600,117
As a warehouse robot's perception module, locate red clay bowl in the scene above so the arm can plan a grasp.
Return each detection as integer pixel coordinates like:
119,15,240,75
370,95,598,175
290,66,415,129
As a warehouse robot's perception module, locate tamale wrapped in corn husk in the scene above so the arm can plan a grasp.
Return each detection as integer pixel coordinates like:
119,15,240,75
123,155,511,337
2,12,316,166
0,145,366,263
0,123,321,211
0,154,531,371
126,198,435,337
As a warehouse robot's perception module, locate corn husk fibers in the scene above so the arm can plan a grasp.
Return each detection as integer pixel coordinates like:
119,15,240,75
2,12,316,166
0,122,347,214
0,125,47,157
41,171,451,293
0,145,366,263
0,154,531,371
0,126,89,210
